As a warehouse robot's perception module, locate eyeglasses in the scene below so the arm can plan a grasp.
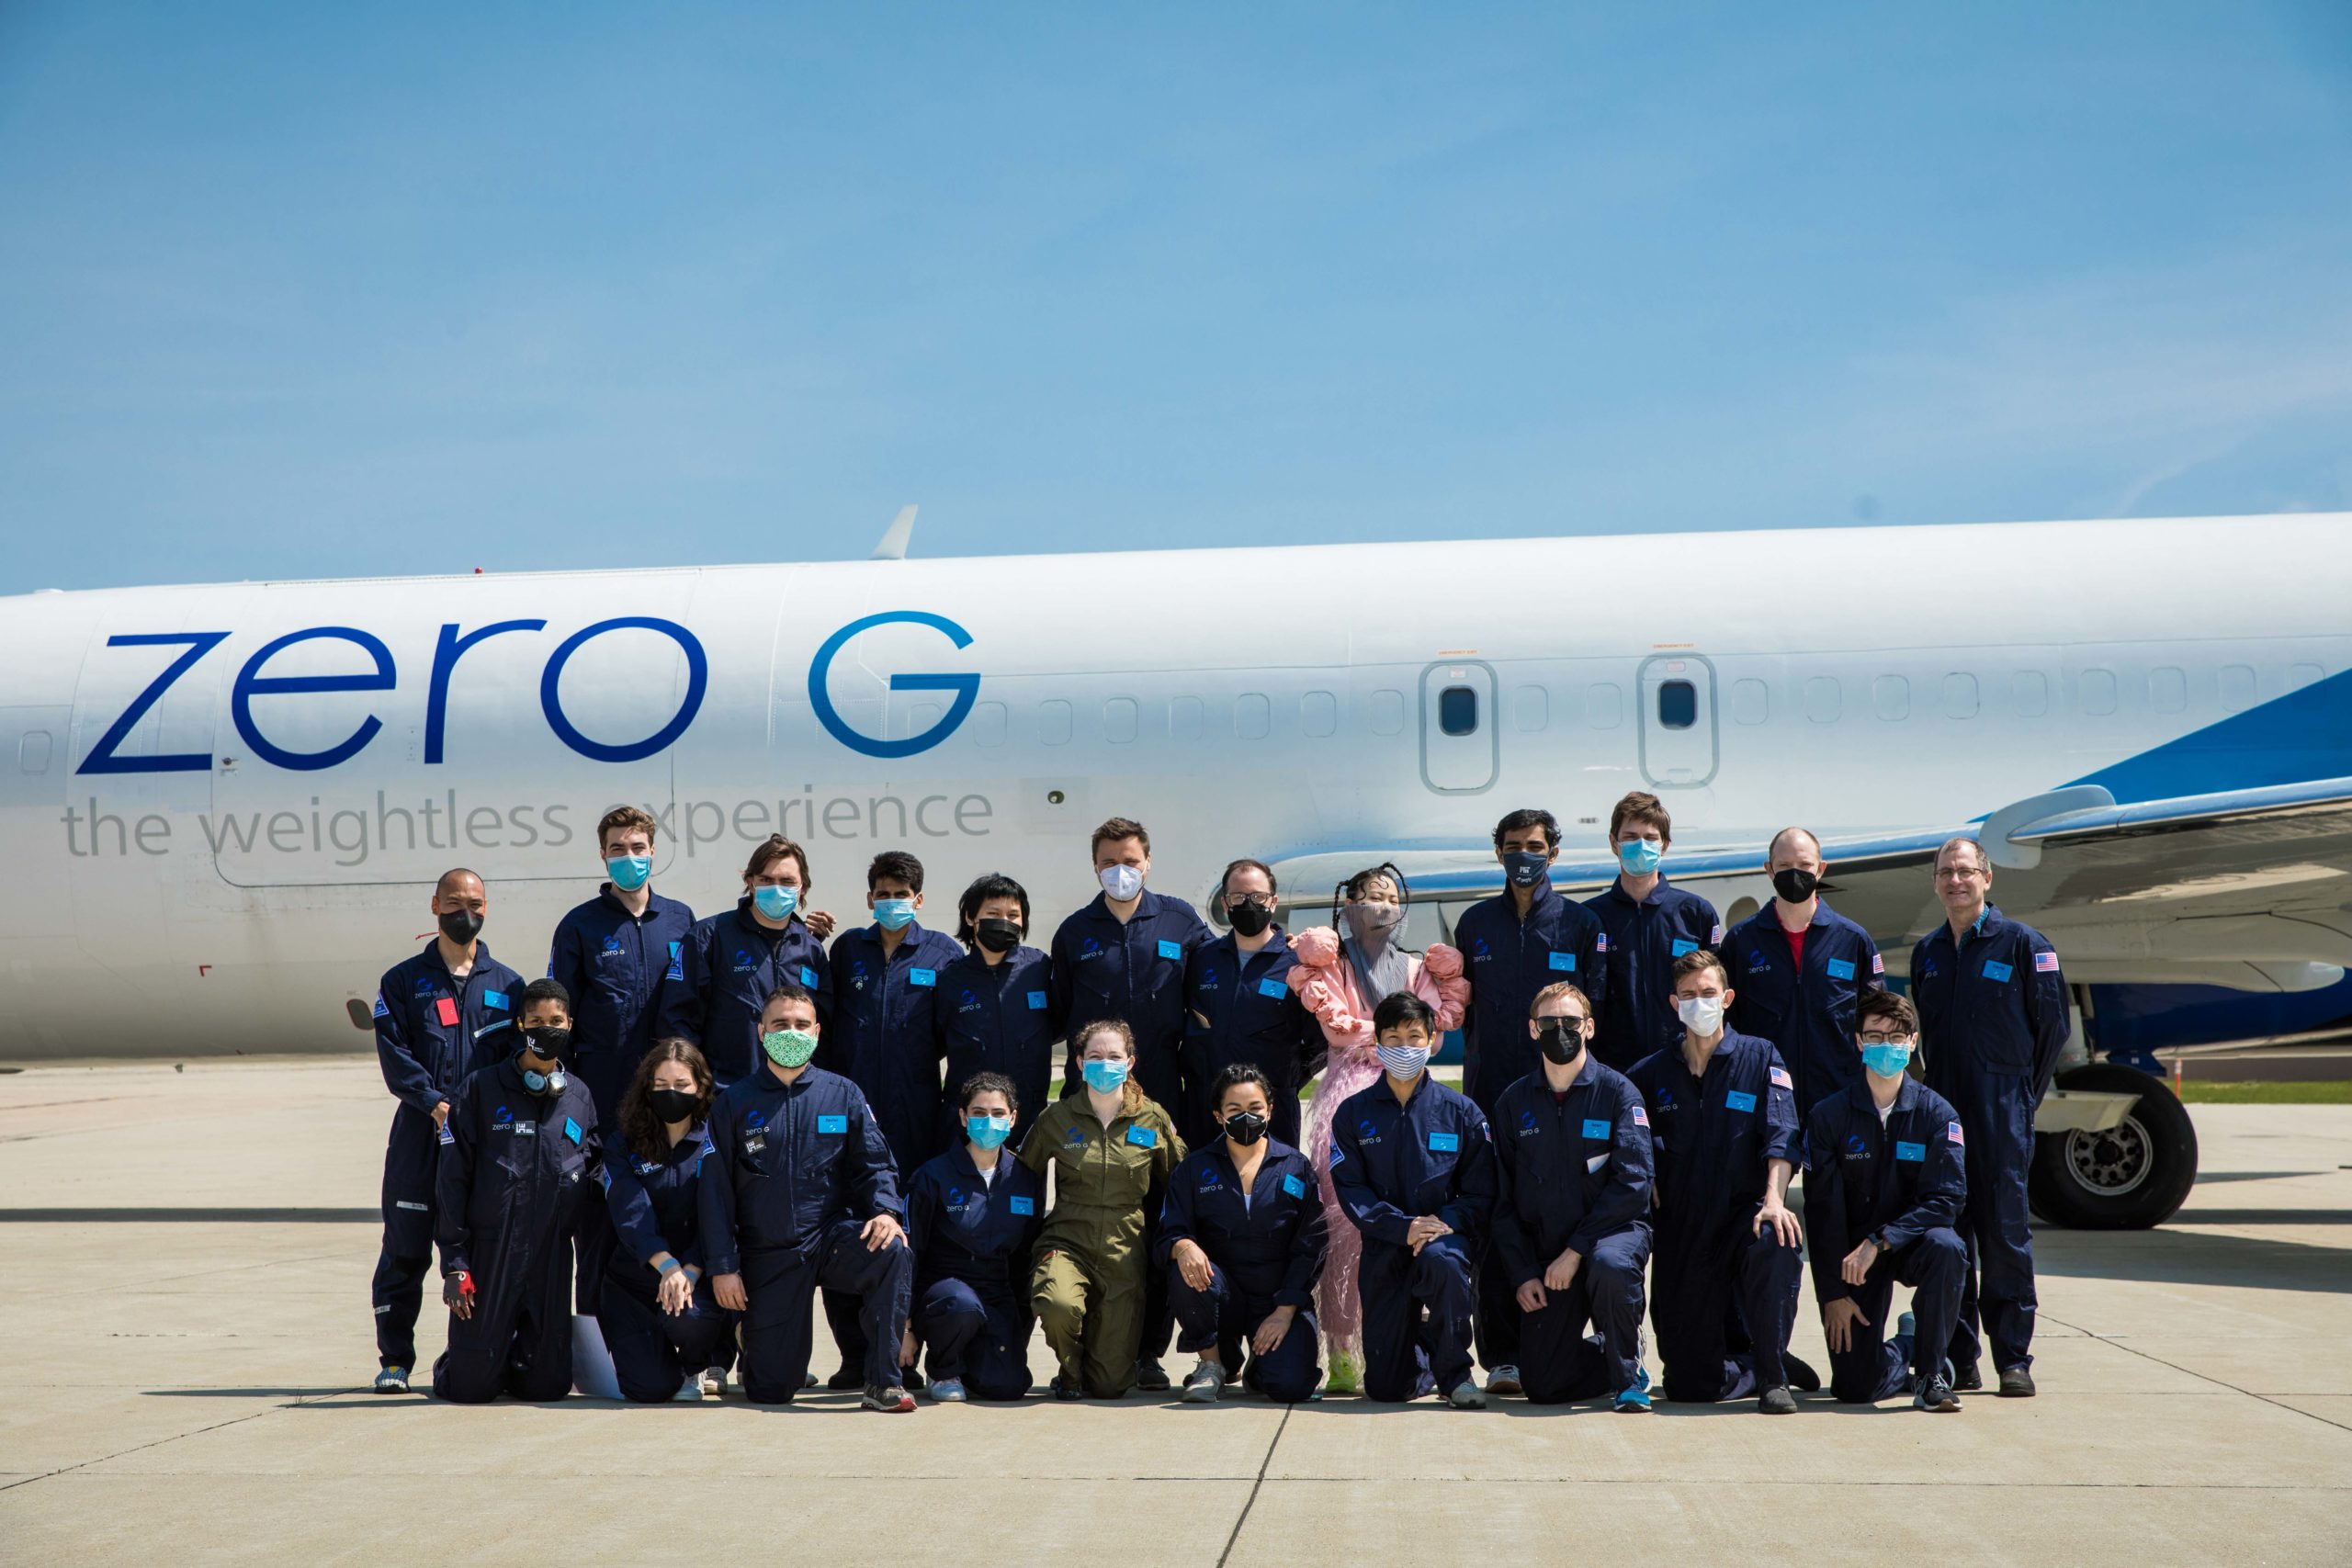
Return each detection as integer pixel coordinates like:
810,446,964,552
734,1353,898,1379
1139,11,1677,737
1858,1033,1916,1047
1224,896,1274,909
1934,866,1986,881
1538,1014,1589,1028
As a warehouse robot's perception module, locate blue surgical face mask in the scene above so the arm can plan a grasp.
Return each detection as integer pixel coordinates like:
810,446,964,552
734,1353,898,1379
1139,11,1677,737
606,854,652,892
1501,850,1550,888
1081,1058,1130,1094
752,885,798,920
1616,839,1663,876
966,1112,1013,1150
873,897,916,931
1861,1042,1914,1079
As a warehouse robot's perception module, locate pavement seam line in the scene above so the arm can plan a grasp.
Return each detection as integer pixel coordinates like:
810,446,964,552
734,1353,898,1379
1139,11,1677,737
1214,1404,1292,1566
2041,1310,2352,1436
0,1386,355,1494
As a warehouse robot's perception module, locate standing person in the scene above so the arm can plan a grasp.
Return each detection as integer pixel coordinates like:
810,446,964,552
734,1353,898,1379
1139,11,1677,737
820,851,964,1390
1160,1065,1329,1404
935,873,1061,1149
1910,837,2069,1399
899,1073,1046,1403
662,836,833,1090
547,806,696,1314
1289,864,1469,1393
368,868,524,1394
1490,983,1654,1412
432,980,601,1404
699,986,917,1412
1723,827,1883,1119
1018,1020,1184,1400
1805,989,1969,1413
1179,859,1313,1149
1452,807,1607,1395
1329,993,1497,1408
1585,791,1723,1073
598,1039,733,1403
1049,817,1209,1390
1627,952,1815,1413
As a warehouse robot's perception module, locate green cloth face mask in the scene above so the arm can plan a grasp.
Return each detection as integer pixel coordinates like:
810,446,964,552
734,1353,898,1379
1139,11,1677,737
763,1028,820,1068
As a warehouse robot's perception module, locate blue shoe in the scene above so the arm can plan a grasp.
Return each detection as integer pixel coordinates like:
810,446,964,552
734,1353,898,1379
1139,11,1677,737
372,1366,409,1394
1614,1383,1652,1414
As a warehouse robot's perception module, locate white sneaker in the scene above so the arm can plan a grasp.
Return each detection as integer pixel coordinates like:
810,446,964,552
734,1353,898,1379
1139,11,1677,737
698,1367,724,1397
673,1374,703,1402
1485,1364,1523,1397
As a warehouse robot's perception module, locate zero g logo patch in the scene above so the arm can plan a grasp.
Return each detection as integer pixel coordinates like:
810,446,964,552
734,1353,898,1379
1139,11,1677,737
808,611,980,760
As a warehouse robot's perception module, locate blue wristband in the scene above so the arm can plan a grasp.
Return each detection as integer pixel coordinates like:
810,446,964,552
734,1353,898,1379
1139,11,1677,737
656,1257,682,1276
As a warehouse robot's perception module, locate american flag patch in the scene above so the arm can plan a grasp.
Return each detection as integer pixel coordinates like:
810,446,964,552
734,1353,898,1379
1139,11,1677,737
1948,1121,1965,1145
2035,951,2060,973
1871,953,1884,975
1631,1104,1648,1126
1595,933,1609,952
1710,924,1724,942
1770,1066,1792,1089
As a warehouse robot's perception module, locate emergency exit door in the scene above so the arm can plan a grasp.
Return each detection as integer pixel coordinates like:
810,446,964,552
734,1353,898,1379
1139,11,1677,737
1419,660,1497,794
1637,654,1718,788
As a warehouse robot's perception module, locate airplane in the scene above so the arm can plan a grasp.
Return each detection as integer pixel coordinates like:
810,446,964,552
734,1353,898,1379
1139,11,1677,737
5,510,2348,1233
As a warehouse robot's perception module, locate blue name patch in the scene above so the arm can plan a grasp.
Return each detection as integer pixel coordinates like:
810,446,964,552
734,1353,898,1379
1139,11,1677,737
563,1117,582,1145
1671,939,1698,958
1258,977,1288,999
817,1115,848,1134
1158,939,1182,960
1825,959,1855,981
1429,1131,1460,1153
1581,1118,1611,1141
1027,991,1048,1010
910,968,936,987
799,965,820,987
1282,1174,1307,1199
484,989,509,1010
1126,1126,1158,1148
1983,960,2014,983
1548,951,1577,972
1009,1195,1035,1215
1895,1141,1927,1162
1725,1090,1757,1113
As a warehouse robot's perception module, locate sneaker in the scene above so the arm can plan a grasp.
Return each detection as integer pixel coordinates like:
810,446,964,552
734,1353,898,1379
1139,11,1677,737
1052,1375,1085,1402
927,1378,967,1404
1915,1371,1962,1412
1613,1383,1653,1413
1997,1366,2036,1398
1898,1310,1917,1340
801,1371,818,1390
1134,1359,1171,1392
1485,1363,1523,1397
1951,1362,1984,1393
1782,1353,1821,1393
673,1374,703,1402
1758,1384,1798,1415
861,1383,916,1413
1447,1381,1487,1410
1182,1363,1226,1404
903,1365,927,1393
828,1364,865,1391
697,1367,724,1397
372,1366,409,1394
1322,1353,1361,1396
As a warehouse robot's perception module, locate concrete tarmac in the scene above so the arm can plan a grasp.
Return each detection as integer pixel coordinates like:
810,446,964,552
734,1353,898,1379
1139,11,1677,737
1,1057,2347,1566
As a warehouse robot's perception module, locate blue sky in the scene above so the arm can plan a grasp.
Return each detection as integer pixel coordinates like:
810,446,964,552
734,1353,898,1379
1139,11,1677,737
2,3,2348,592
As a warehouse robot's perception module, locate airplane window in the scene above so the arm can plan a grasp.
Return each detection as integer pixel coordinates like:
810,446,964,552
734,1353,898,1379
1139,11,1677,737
970,701,1008,748
1104,697,1139,744
1370,689,1406,736
1170,695,1204,743
1040,699,1074,746
1586,683,1623,729
1657,680,1697,729
1942,673,1979,719
2080,670,2117,716
2014,671,2049,717
2290,662,2324,691
1238,693,1272,740
1730,679,1769,726
1302,690,1339,738
1872,675,1909,722
1514,684,1549,732
2150,667,2186,716
1804,677,1840,724
1438,685,1478,737
18,730,51,774
2220,664,2256,712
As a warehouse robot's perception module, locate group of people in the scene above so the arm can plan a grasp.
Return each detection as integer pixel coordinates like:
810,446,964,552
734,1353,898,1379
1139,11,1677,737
369,792,2070,1417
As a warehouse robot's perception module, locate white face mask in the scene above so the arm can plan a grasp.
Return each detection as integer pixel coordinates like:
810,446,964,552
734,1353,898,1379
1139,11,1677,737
1099,863,1145,902
1375,1043,1431,1081
1676,994,1726,1036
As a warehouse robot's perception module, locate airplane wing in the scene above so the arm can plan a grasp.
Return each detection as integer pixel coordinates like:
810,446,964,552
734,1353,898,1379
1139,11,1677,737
1268,776,2352,992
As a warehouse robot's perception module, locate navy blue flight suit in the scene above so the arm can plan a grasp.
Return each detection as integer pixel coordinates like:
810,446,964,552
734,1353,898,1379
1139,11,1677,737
1329,1077,1498,1402
1585,876,1722,1073
934,944,1061,1150
370,939,524,1371
1489,1062,1653,1403
1454,875,1607,1374
660,899,831,1089
1912,905,2068,1377
904,1144,1046,1399
1628,1032,1804,1402
431,1057,601,1403
1178,927,1313,1149
1724,900,1883,1120
1158,1138,1328,1402
599,1122,737,1402
547,885,695,1313
1804,1077,1969,1402
699,1065,911,1402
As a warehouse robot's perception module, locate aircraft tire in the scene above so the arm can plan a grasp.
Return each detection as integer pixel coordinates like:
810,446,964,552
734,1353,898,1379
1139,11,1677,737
2030,1064,2199,1231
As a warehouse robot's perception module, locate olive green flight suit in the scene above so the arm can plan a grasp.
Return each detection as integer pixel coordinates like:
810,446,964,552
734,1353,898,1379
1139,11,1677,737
1018,1091,1184,1395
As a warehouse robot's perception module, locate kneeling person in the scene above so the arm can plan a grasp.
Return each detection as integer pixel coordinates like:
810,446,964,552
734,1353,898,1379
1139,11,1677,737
598,1039,734,1403
1804,989,1968,1412
1161,1065,1329,1404
701,986,917,1412
901,1073,1046,1402
434,980,601,1403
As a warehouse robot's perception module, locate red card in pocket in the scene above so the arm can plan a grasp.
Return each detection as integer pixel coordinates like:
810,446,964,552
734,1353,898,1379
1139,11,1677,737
435,996,459,1027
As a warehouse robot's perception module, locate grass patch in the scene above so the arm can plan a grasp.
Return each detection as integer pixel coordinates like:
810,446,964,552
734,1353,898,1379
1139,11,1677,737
2175,1080,2352,1104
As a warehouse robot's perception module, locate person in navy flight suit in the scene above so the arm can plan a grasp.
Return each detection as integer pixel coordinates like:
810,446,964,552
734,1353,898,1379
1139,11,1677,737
1805,988,1969,1413
1452,807,1606,1397
1050,816,1210,1392
1329,992,1498,1409
1911,836,2069,1399
597,1038,734,1402
433,980,601,1404
935,873,1061,1150
1586,791,1723,1073
1161,1064,1329,1404
1628,950,1815,1413
701,984,917,1412
368,867,525,1394
1179,858,1314,1150
899,1072,1046,1402
546,805,696,1314
1490,982,1655,1411
661,835,835,1089
1723,827,1883,1119
820,851,966,1389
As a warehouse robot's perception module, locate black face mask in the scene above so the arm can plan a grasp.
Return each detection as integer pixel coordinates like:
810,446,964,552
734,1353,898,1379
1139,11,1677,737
1538,1021,1586,1066
1502,850,1550,888
647,1087,702,1124
1222,1111,1269,1145
1772,868,1819,904
438,908,484,945
522,1025,571,1060
975,917,1022,954
1227,900,1273,938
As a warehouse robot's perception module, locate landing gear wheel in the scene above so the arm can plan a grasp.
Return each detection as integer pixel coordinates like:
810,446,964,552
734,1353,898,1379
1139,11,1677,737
2030,1064,2198,1230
